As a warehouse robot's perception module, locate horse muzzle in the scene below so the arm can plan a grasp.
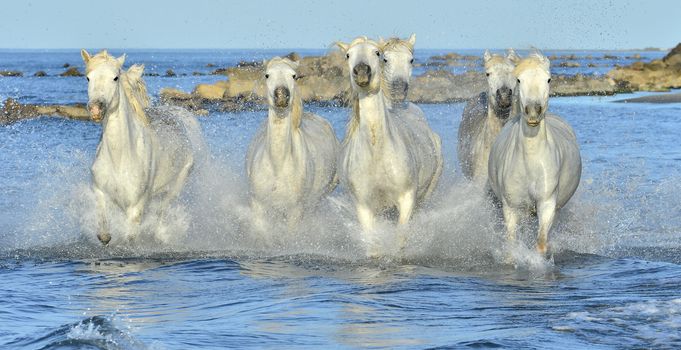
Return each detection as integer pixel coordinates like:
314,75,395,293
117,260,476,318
524,103,544,127
273,86,290,108
391,79,409,101
352,63,372,88
496,86,513,110
87,101,106,122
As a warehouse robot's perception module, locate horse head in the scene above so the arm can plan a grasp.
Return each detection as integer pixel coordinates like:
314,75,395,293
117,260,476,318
483,48,519,117
379,33,416,103
514,51,551,127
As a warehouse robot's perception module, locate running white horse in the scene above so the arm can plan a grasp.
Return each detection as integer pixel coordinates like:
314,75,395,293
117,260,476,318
488,52,582,255
246,57,339,235
82,50,202,244
336,37,442,254
458,49,519,185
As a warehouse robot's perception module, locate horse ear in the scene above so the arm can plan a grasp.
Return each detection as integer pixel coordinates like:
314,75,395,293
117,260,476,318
336,41,349,53
483,49,492,62
507,48,520,64
81,49,91,64
408,33,416,46
127,64,144,80
289,60,300,70
116,54,126,67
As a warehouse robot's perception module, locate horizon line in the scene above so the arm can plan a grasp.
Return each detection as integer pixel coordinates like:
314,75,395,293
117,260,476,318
0,47,672,52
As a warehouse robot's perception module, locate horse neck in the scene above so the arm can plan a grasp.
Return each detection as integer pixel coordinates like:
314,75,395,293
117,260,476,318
485,103,505,137
101,89,147,150
518,115,549,153
265,107,295,166
357,90,389,146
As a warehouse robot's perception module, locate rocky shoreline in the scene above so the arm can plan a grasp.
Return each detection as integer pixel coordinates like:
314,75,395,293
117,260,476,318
1,44,679,123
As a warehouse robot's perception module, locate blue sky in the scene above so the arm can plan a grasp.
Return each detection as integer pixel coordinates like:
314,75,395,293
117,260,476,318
1,0,678,49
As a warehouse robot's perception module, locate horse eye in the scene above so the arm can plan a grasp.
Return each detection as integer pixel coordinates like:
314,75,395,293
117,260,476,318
86,77,89,82
410,59,414,64
265,74,269,79
383,58,388,63
548,78,552,83
292,74,297,79
375,51,380,56
517,78,520,84
486,73,490,77
113,76,118,81
346,53,350,59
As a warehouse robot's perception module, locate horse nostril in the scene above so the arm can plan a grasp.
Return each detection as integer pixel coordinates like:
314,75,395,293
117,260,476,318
535,105,542,115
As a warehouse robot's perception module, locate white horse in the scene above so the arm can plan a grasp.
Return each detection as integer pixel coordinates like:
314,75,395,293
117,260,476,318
458,49,519,185
82,50,202,244
336,37,442,254
488,52,582,255
246,57,339,235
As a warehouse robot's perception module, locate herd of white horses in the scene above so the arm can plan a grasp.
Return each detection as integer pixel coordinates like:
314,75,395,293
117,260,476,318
80,34,582,259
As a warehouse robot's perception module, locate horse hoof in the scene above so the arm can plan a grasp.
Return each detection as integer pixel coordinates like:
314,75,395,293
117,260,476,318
97,232,112,245
536,244,548,256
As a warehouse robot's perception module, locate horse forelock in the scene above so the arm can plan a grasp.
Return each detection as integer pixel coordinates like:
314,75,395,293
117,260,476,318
348,36,380,50
485,55,514,71
381,38,414,54
514,53,550,77
85,50,120,74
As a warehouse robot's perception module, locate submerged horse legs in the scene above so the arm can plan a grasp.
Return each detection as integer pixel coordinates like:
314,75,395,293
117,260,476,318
397,189,416,252
94,187,111,245
356,203,380,257
536,197,557,255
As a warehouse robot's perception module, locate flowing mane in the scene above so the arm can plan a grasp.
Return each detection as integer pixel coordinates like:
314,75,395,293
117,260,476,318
85,50,150,125
266,57,302,129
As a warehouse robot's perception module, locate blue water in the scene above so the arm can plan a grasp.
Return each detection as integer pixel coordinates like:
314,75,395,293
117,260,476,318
1,50,681,349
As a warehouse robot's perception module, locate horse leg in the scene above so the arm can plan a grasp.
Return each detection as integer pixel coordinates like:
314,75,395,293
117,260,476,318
356,203,379,257
397,189,416,252
286,205,303,233
155,160,194,242
536,197,557,256
126,198,146,240
94,187,111,245
502,203,520,243
251,199,271,244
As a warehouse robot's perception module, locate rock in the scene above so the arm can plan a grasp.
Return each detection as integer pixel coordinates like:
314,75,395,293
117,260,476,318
193,81,230,100
409,70,486,103
550,74,619,96
558,61,581,68
34,71,48,77
165,69,177,77
603,54,618,60
210,67,229,75
55,105,89,120
160,88,192,101
0,70,23,77
206,63,216,68
1,98,36,124
0,98,88,124
607,42,681,91
144,72,160,77
60,67,83,77
284,52,301,62
626,53,642,60
63,63,71,68
192,71,204,76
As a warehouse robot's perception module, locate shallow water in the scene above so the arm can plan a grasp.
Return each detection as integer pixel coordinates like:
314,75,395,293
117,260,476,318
1,50,681,349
